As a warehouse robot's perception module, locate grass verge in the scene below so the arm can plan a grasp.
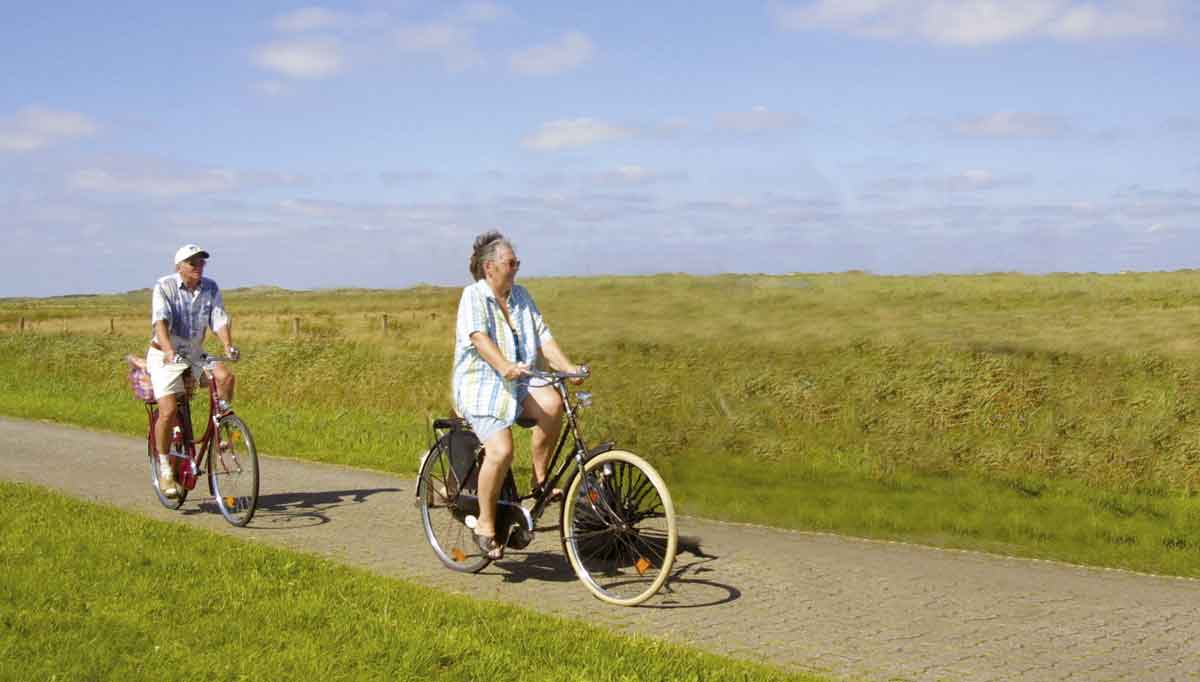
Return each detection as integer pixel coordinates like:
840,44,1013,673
3,273,1200,578
0,481,816,682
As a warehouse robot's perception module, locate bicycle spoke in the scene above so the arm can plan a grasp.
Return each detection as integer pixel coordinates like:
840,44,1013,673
562,452,677,605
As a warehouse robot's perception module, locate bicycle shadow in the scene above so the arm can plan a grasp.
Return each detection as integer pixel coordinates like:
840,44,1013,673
193,487,402,529
489,534,741,608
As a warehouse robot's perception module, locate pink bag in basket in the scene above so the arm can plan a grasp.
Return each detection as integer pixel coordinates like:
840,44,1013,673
125,355,154,402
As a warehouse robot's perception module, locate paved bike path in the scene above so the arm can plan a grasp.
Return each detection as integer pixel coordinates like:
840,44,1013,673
1,416,1197,682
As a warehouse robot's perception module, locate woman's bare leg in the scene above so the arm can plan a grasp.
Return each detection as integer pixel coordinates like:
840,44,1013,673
475,427,514,539
523,385,564,487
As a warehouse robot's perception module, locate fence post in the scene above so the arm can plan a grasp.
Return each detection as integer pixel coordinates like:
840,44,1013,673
293,317,300,336
19,317,25,333
109,318,115,334
382,314,388,335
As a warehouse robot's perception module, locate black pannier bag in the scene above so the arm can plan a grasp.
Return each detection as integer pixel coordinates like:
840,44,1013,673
446,426,481,492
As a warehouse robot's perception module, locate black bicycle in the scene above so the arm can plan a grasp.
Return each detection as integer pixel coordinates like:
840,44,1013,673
415,367,678,606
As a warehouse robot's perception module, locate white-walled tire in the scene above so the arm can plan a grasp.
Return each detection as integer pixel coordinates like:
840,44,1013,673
559,450,677,606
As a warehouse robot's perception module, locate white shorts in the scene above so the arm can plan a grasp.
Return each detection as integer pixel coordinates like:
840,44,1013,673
146,346,213,399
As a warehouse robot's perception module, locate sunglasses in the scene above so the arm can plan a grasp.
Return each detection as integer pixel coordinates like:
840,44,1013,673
185,257,207,267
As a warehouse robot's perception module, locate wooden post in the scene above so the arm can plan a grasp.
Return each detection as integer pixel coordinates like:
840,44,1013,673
381,314,388,335
292,317,300,336
18,317,25,333
109,318,115,334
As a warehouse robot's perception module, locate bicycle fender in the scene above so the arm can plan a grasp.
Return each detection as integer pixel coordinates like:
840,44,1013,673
582,441,615,463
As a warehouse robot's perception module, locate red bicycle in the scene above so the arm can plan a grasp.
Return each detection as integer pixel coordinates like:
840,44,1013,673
126,354,260,526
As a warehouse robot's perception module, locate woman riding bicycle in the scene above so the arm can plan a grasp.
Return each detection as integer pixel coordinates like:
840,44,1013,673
451,231,586,559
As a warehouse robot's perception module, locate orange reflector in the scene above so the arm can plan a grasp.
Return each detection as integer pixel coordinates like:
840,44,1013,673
225,496,237,507
451,548,466,562
635,557,651,575
588,490,600,503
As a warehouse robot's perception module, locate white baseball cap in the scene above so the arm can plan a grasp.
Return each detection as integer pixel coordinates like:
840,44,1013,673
174,244,210,264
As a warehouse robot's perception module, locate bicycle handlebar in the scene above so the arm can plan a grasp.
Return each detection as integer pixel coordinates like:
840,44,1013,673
525,364,590,381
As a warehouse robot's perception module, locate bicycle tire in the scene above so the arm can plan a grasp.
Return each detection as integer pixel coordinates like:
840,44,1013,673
149,433,187,510
417,442,491,573
208,415,259,527
559,450,677,606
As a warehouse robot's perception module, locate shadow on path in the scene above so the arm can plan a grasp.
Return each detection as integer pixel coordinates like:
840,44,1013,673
192,487,403,529
480,533,741,608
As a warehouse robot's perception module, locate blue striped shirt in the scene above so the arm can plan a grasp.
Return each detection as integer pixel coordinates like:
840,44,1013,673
150,273,229,353
452,280,553,422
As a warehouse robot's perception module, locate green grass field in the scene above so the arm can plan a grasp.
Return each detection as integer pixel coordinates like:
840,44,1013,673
2,272,1199,576
0,481,815,682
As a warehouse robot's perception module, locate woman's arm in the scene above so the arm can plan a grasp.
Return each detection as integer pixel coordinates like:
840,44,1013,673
470,331,527,380
540,338,577,373
541,338,586,383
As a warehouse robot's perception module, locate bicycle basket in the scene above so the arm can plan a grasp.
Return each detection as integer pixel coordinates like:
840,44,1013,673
125,355,155,402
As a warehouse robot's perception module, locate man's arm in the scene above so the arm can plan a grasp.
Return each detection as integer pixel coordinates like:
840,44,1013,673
215,323,235,357
153,320,177,361
209,285,236,357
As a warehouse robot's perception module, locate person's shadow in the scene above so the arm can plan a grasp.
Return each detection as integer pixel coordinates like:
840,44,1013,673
194,487,402,528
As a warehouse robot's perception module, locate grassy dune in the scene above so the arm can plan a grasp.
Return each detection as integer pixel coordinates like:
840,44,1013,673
0,481,813,682
2,272,1199,575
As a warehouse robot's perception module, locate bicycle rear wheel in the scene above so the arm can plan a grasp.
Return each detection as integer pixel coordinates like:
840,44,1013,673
560,450,677,606
149,436,187,510
208,415,259,527
417,442,491,573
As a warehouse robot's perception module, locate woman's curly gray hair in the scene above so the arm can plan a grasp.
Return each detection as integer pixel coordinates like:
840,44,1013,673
469,231,514,281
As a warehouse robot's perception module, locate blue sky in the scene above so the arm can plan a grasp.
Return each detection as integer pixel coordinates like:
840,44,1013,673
2,0,1198,296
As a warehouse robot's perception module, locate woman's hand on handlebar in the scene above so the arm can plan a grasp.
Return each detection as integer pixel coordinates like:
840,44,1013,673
502,362,530,381
568,363,590,385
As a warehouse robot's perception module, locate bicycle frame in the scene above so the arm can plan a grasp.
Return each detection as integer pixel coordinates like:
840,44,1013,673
145,367,230,490
522,376,613,522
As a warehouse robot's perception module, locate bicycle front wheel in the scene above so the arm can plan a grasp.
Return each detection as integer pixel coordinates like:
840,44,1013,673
417,443,491,573
208,415,259,527
560,450,677,606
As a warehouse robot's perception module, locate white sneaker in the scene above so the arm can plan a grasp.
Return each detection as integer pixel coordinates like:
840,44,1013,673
158,461,180,499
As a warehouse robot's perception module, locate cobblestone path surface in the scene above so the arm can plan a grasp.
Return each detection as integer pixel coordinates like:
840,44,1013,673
2,416,1197,681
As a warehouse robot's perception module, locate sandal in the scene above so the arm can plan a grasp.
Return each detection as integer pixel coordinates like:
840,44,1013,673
531,475,564,503
476,533,505,560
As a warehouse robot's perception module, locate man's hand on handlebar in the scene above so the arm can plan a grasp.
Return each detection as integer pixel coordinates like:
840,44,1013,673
225,346,240,362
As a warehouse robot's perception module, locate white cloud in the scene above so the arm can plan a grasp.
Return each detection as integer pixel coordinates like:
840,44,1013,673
457,2,509,23
273,7,347,33
0,106,98,152
522,118,635,150
939,169,1034,191
952,111,1068,138
715,106,805,132
510,31,595,76
68,159,310,197
770,0,1181,45
596,165,689,185
1046,2,1173,40
252,38,344,79
380,170,436,186
71,167,237,197
396,22,481,71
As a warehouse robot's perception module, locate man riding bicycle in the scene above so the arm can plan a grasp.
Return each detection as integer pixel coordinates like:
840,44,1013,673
146,244,239,499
